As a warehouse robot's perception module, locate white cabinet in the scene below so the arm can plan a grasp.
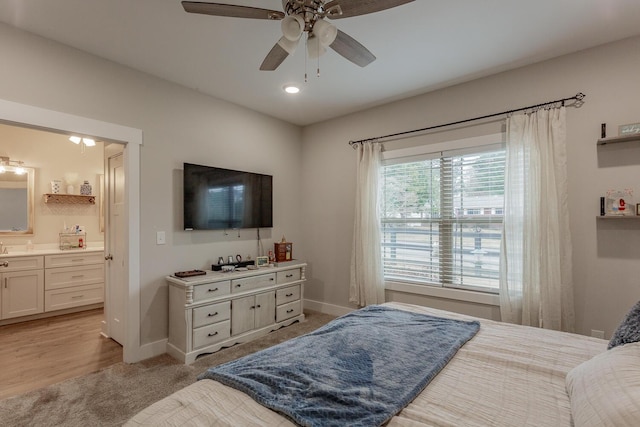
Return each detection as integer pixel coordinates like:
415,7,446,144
44,252,104,312
0,249,104,324
231,291,276,336
0,255,45,319
167,262,306,364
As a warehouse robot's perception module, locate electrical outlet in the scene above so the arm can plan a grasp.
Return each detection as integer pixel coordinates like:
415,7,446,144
591,329,605,339
156,231,166,245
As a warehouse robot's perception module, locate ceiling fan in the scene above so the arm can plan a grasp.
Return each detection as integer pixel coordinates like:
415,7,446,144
182,0,415,70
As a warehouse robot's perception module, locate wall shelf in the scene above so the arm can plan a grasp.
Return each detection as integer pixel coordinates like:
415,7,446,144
43,194,96,205
597,134,640,145
596,215,640,220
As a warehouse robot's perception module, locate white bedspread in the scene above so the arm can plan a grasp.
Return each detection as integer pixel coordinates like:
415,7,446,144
126,302,606,427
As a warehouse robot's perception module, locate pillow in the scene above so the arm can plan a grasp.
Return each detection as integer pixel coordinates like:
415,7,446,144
566,342,640,427
609,300,640,349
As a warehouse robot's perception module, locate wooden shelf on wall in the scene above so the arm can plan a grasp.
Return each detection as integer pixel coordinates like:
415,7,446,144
43,194,96,205
597,134,640,145
596,215,640,220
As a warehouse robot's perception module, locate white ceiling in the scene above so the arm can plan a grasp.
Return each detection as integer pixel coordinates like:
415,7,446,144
1,0,640,126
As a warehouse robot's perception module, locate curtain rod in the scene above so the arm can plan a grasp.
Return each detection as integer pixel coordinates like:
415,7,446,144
348,92,585,148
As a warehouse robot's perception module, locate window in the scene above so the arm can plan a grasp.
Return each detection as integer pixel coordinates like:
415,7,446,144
381,141,505,293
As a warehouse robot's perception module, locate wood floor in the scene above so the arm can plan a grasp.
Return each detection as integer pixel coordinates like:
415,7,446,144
0,309,122,400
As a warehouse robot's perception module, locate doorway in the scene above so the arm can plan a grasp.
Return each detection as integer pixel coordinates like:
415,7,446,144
0,98,143,363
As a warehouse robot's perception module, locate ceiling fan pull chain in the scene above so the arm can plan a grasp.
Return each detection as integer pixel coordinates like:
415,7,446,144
304,33,309,82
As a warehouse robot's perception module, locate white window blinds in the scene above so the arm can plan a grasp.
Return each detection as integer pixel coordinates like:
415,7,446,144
381,144,505,293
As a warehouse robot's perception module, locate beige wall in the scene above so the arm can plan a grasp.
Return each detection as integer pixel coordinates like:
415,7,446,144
0,123,104,246
301,35,640,338
0,23,303,347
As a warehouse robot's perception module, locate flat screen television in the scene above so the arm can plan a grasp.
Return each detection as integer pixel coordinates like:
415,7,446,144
183,163,273,230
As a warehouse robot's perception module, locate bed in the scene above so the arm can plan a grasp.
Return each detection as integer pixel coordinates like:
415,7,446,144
125,302,640,426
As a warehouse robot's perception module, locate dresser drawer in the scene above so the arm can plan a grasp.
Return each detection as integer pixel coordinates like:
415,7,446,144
45,252,104,268
276,269,301,285
276,284,300,305
0,256,43,272
231,273,276,293
45,264,104,290
193,281,230,302
193,320,231,349
193,301,231,328
276,300,301,322
45,283,104,312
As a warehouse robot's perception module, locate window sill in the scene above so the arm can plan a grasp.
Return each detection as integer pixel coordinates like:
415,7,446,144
385,281,500,306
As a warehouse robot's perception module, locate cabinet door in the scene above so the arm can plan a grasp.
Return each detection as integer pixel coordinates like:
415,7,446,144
1,270,45,319
254,291,275,329
231,295,255,336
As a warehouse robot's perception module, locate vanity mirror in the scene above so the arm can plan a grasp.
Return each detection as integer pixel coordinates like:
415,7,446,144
0,166,35,235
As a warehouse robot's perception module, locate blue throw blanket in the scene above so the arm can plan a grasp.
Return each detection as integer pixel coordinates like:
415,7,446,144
198,305,480,427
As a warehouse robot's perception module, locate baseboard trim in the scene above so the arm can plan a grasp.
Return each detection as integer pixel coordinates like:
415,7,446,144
304,299,353,317
137,338,168,361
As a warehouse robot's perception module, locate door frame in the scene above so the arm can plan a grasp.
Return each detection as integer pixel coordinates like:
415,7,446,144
0,98,143,363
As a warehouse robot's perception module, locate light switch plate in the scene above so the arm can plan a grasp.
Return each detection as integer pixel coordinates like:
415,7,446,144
156,231,166,245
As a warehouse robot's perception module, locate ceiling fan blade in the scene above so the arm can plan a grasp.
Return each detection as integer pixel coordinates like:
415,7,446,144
330,30,376,67
324,0,414,19
260,43,290,71
182,2,285,20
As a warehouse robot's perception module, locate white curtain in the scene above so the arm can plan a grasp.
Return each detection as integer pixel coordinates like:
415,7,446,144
499,107,575,332
349,141,385,307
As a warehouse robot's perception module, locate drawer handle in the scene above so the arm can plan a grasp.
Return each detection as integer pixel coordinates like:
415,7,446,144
235,284,242,288
207,312,218,317
269,278,274,281
207,331,218,337
208,287,219,292
0,261,8,267
286,274,293,278
285,293,294,297
72,259,84,262
72,295,84,299
71,275,85,279
250,305,255,310
286,309,294,314
256,304,261,308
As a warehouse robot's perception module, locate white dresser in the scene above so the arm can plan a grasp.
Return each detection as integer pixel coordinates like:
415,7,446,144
167,262,306,364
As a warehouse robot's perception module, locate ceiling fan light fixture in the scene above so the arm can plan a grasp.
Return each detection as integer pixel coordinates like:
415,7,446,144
277,36,299,55
313,19,337,47
307,34,326,59
281,14,304,41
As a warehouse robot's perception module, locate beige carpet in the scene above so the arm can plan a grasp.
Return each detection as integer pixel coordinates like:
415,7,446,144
0,311,336,427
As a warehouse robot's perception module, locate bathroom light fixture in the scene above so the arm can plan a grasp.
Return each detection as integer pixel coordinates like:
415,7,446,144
69,135,97,153
69,136,96,146
0,156,26,174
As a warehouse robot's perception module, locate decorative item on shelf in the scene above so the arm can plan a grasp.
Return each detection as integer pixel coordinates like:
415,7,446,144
50,180,62,194
64,172,79,194
619,122,640,136
274,236,293,262
256,256,269,268
80,180,92,195
605,189,634,216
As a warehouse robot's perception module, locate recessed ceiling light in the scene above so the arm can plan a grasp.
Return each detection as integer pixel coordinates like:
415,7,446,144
283,85,300,94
